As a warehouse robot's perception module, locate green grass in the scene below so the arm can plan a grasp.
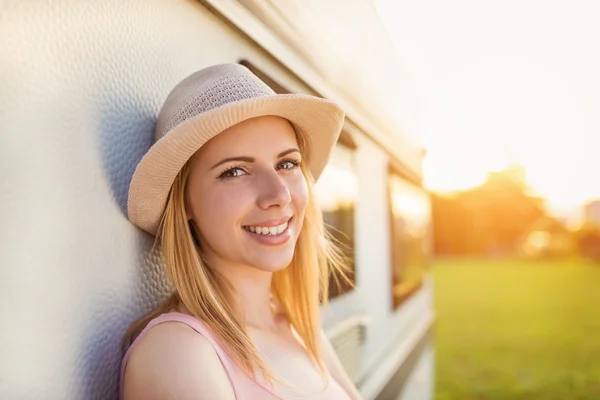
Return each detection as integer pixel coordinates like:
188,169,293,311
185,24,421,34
432,257,600,400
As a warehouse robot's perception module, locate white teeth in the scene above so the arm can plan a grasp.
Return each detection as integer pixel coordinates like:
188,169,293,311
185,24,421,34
276,223,286,234
244,221,289,236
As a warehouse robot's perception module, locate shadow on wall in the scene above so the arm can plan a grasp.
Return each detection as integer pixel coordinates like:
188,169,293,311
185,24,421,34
97,91,156,218
82,88,174,399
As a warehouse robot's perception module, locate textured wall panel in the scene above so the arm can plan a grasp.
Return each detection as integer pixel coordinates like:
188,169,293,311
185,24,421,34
0,1,266,399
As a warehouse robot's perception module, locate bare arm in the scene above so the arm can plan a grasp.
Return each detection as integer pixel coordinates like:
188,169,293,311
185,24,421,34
122,322,236,400
320,329,364,400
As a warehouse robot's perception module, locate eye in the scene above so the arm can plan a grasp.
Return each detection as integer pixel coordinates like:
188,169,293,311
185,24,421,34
219,166,247,179
278,159,301,170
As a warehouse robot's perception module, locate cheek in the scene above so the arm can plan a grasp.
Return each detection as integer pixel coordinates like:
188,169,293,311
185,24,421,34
290,174,309,212
192,186,249,238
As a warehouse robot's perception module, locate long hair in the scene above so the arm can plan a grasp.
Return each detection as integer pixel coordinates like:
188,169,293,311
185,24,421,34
121,139,353,387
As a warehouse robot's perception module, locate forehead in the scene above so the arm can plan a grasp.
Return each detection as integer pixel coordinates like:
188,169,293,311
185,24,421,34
194,115,299,162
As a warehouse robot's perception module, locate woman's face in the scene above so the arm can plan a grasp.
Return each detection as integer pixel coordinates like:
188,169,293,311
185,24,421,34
185,115,309,273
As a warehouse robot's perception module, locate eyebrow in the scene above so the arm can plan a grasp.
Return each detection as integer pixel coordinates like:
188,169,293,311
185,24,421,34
210,148,300,170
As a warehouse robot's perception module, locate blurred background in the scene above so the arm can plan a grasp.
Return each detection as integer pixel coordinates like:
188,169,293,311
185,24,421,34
375,1,600,399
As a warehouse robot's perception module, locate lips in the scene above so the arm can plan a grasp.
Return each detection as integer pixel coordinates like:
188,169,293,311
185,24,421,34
242,216,292,234
242,217,293,246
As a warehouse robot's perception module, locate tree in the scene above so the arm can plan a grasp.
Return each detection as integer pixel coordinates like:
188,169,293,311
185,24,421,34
431,165,547,256
576,222,600,262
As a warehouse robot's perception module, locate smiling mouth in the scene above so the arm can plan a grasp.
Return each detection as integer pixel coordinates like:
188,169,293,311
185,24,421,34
242,218,291,236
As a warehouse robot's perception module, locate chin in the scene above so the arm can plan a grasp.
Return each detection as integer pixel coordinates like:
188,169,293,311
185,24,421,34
249,252,295,272
253,264,289,273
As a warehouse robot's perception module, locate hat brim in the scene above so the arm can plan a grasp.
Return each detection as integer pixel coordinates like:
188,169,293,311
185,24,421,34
127,93,345,235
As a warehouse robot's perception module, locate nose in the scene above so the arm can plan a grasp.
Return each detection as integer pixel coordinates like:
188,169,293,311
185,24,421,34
256,169,292,210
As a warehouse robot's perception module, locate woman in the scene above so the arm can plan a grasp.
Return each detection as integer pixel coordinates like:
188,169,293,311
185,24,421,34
120,63,362,399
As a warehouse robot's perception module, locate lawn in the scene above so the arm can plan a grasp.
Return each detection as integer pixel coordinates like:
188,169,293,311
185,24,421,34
432,257,600,400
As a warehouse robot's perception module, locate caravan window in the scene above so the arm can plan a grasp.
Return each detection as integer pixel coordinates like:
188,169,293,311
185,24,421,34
314,141,357,298
388,169,431,309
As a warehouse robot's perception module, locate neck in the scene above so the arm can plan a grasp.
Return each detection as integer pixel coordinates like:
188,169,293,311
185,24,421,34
215,260,279,331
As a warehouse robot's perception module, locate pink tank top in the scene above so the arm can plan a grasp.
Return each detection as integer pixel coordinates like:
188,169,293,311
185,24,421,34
120,312,352,400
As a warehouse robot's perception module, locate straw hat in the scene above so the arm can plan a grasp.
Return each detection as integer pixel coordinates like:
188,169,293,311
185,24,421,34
127,63,345,235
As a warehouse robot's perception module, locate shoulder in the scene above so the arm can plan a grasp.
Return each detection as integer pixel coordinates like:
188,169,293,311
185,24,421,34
122,320,236,400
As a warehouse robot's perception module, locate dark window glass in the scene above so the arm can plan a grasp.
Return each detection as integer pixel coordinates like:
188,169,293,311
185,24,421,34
314,143,357,298
389,171,431,309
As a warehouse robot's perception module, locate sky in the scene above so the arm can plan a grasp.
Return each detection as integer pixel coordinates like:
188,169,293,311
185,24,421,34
374,0,600,220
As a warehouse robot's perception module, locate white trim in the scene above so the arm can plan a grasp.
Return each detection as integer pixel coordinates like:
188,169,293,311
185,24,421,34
358,311,435,400
200,0,420,176
325,314,371,340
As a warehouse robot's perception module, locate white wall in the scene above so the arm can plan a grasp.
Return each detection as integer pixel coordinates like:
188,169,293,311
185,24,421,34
396,344,435,400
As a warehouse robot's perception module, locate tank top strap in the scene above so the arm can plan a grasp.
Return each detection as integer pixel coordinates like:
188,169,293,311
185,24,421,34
120,311,243,400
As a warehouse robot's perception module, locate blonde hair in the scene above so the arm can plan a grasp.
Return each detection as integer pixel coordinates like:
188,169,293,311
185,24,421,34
121,141,352,387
